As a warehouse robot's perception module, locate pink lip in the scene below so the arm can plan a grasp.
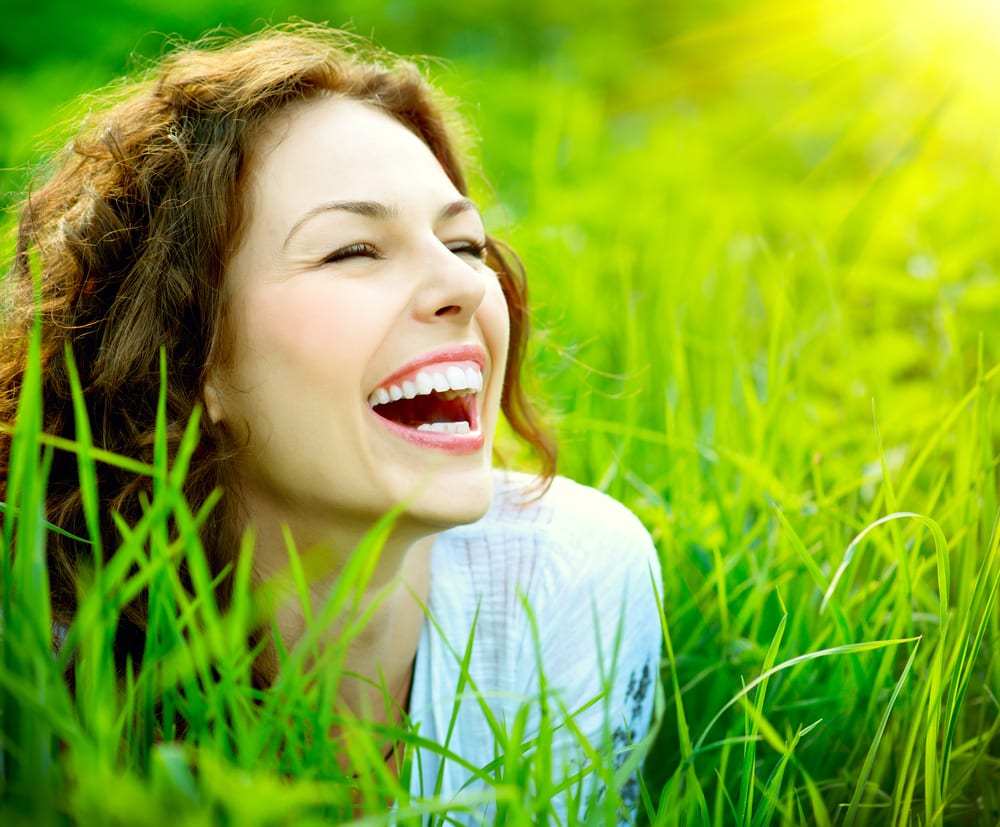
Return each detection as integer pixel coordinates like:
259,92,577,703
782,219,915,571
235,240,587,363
374,344,487,391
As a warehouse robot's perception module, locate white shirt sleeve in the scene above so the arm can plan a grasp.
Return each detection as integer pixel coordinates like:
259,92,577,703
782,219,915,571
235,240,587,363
407,471,662,825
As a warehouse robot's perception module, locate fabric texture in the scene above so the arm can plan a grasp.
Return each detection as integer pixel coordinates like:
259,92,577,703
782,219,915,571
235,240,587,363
406,471,663,825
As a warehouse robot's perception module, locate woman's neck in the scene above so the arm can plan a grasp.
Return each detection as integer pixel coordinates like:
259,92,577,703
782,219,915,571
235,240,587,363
243,492,436,718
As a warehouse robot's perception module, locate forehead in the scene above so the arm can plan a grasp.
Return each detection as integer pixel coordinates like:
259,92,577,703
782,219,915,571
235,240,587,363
246,95,458,205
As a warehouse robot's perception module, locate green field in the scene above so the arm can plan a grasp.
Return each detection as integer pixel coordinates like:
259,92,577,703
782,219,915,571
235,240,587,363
3,0,1000,824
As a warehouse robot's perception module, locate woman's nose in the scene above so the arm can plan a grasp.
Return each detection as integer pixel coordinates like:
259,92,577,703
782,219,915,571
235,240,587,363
414,244,488,323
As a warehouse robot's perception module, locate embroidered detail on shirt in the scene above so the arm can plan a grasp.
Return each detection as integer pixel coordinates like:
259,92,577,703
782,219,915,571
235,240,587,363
585,657,656,825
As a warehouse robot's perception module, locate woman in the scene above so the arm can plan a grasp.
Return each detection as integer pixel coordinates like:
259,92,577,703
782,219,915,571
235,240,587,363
0,23,661,824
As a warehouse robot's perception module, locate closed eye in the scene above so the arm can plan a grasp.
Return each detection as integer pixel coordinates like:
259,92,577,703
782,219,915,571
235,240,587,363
321,242,383,264
447,239,488,262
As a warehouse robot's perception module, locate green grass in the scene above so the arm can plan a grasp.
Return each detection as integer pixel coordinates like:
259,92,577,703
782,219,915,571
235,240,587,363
4,0,1000,823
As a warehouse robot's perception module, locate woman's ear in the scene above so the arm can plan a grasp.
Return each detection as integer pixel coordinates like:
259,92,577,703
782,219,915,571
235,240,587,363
203,373,226,425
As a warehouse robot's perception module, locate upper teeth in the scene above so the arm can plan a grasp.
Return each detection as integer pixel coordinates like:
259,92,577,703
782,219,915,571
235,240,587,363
368,365,483,407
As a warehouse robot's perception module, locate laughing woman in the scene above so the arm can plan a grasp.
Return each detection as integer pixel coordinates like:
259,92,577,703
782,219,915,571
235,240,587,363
0,24,662,824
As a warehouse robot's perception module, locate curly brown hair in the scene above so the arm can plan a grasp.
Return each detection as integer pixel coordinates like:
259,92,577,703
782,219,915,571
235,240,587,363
0,23,555,672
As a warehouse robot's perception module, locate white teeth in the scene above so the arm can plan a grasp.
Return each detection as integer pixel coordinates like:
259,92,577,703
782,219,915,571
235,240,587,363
446,366,469,390
416,421,472,434
368,364,485,407
415,372,434,396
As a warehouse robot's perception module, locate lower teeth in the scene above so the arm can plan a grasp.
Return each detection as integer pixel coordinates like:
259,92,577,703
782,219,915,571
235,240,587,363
416,421,471,434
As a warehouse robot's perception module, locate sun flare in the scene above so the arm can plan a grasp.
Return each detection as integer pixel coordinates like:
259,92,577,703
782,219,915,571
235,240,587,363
873,0,1000,112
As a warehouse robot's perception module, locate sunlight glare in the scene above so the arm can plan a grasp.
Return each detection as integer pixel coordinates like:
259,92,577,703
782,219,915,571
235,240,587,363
887,0,1000,111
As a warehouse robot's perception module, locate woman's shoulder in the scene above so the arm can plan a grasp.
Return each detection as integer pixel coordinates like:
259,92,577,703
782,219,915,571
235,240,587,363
485,468,649,532
437,469,661,598
502,470,655,555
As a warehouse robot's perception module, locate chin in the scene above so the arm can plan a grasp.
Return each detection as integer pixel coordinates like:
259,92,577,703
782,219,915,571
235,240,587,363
403,468,495,529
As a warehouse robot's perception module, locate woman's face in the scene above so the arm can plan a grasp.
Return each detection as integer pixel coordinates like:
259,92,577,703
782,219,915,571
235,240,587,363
206,96,510,544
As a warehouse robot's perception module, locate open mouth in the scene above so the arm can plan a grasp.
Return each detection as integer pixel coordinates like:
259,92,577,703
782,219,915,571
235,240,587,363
367,363,483,436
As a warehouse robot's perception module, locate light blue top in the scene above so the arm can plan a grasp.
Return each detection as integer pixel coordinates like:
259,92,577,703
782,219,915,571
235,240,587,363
406,471,663,825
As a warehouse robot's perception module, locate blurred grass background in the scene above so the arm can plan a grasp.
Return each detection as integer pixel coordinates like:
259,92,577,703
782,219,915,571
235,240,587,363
4,0,1000,823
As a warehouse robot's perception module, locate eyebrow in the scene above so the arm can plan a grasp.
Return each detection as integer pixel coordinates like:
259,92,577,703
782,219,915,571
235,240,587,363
283,197,480,248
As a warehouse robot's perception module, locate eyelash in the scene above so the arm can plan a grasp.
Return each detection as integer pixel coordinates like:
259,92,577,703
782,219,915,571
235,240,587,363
320,242,381,264
320,239,489,265
448,239,489,261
